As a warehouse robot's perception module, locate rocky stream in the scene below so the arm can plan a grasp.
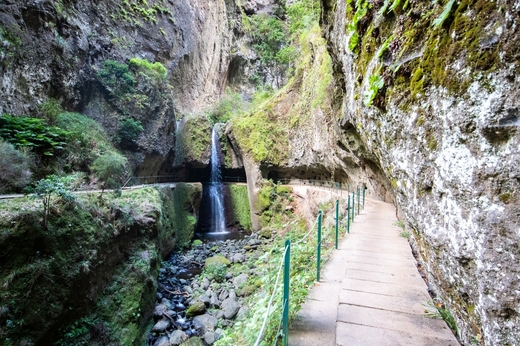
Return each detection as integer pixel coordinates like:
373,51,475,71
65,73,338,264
146,233,269,346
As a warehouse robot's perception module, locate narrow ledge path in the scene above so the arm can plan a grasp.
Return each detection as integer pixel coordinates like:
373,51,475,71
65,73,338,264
289,198,460,346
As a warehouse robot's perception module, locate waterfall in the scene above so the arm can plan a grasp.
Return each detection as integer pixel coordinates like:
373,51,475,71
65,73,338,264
208,126,227,233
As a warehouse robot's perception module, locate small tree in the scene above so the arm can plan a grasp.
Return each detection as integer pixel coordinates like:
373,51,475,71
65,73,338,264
90,151,128,196
33,175,76,229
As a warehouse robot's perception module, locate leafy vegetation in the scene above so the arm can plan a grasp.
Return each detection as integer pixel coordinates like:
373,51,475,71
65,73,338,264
433,0,455,28
90,152,129,194
346,0,370,55
210,88,249,123
424,299,458,335
31,174,77,229
129,57,167,80
54,112,115,171
0,187,180,344
115,0,173,26
363,73,384,106
37,98,63,123
0,114,69,157
244,14,292,88
0,139,34,193
231,0,332,166
216,180,340,345
97,60,136,99
117,118,143,149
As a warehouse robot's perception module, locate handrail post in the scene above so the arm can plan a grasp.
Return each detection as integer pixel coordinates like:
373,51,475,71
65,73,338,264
335,200,339,249
283,239,290,346
363,186,366,208
347,195,350,234
352,191,355,222
357,186,360,215
317,210,322,282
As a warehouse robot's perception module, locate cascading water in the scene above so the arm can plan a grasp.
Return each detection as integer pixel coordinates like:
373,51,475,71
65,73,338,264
208,126,227,233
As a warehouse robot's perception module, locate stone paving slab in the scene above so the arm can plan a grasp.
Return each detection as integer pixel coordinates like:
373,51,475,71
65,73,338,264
336,322,459,346
289,198,460,346
346,260,417,273
337,304,455,339
345,268,425,286
339,289,429,315
342,278,429,300
346,253,417,268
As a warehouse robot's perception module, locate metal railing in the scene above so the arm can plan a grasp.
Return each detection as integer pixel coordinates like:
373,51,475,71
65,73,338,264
254,186,367,345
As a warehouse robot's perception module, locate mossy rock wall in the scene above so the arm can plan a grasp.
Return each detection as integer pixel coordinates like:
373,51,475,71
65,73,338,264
322,0,520,344
226,183,252,231
0,184,201,345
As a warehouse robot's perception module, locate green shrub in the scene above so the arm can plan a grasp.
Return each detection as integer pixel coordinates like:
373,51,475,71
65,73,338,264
90,151,128,192
0,114,69,156
0,139,34,192
203,262,227,283
37,98,62,123
129,58,167,80
117,118,143,149
97,60,135,97
211,88,248,123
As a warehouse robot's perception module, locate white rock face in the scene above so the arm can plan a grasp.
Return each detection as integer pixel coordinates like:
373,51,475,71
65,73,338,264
321,0,520,344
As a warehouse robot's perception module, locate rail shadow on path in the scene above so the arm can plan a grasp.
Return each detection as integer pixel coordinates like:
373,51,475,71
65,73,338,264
289,198,459,346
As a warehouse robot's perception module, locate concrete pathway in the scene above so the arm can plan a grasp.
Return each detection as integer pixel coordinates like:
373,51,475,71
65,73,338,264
289,198,459,346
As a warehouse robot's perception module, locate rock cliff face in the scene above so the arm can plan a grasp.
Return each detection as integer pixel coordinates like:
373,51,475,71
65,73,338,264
0,0,237,175
320,0,520,344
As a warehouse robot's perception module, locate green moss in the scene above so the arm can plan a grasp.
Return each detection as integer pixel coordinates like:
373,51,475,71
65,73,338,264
416,116,425,126
174,115,212,166
205,255,231,267
410,67,424,98
499,192,512,204
427,135,438,151
229,184,252,231
0,187,168,345
172,183,202,249
129,57,167,80
186,301,206,318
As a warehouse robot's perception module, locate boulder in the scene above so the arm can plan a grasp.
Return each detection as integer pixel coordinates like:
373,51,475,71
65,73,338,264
169,330,188,345
186,301,206,317
193,314,218,333
151,319,170,332
221,297,240,319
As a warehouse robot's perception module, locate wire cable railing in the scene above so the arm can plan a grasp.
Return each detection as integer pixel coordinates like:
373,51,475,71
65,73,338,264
251,185,367,345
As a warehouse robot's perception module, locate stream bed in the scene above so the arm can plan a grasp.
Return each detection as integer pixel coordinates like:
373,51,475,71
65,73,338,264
146,232,268,346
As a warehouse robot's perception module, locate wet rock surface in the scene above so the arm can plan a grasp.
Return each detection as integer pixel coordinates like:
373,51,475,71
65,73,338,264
146,233,266,346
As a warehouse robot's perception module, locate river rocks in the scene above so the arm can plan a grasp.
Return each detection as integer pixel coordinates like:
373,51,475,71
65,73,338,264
193,314,218,333
153,336,170,346
233,273,248,287
152,319,171,332
170,330,188,345
154,304,168,318
147,233,269,346
205,255,230,267
221,297,240,319
186,301,206,318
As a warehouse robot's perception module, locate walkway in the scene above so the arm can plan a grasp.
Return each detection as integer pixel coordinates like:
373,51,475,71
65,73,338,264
289,198,459,346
